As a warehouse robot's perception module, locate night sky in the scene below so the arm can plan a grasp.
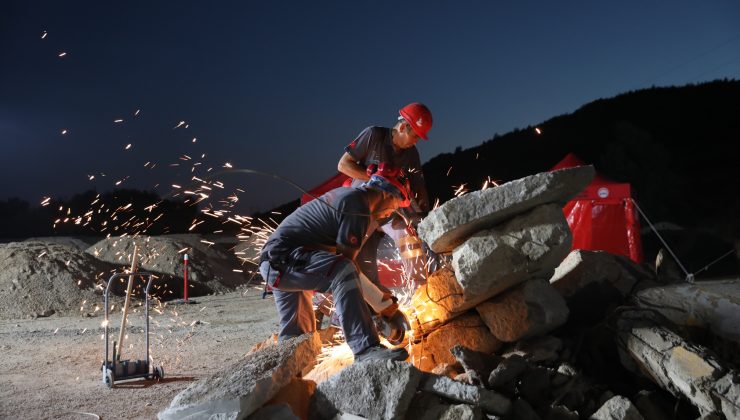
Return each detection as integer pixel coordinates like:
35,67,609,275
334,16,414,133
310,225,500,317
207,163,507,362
1,1,738,214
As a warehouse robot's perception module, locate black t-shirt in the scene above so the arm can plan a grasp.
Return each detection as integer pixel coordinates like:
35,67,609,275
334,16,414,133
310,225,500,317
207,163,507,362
260,187,374,262
345,126,429,213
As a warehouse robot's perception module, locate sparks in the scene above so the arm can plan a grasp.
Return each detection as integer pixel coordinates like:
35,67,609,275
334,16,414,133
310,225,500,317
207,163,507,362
134,109,141,116
40,197,51,206
173,121,186,129
223,162,233,168
114,119,124,123
124,144,132,150
41,31,48,39
58,51,67,58
535,127,542,135
61,129,68,135
192,137,197,143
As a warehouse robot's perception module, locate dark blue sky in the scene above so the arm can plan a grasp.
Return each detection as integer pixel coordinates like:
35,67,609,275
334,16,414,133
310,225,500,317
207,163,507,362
1,1,738,213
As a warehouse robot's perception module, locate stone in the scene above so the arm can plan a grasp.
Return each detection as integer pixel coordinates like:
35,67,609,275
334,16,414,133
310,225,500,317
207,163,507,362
410,268,464,334
510,398,541,420
439,404,483,420
616,310,727,416
518,367,552,408
423,313,501,366
451,204,572,309
266,378,316,420
248,403,299,420
418,166,594,253
311,360,421,420
476,279,569,342
421,373,511,416
634,280,740,345
488,354,528,388
158,333,321,420
588,395,644,420
506,335,563,364
431,362,463,378
631,390,673,420
712,372,740,420
550,250,655,322
405,391,448,419
450,345,500,387
544,405,579,420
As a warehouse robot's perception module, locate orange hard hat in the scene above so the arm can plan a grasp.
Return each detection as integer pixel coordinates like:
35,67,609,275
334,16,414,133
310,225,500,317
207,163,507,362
399,102,433,140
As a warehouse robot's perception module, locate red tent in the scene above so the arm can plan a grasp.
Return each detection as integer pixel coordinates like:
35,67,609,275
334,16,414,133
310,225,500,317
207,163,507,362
551,153,643,263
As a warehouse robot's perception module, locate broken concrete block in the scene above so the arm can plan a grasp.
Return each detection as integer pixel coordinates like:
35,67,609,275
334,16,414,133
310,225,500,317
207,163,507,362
410,268,464,334
418,165,594,253
452,204,572,309
616,310,726,416
505,335,563,364
518,367,552,408
488,354,528,388
439,403,483,420
589,395,644,420
423,313,501,366
248,403,299,420
405,391,448,419
266,378,317,420
158,333,320,420
477,279,569,342
631,390,674,420
549,250,654,322
450,345,501,387
712,372,740,420
421,373,511,415
311,360,421,420
545,405,580,420
634,280,740,345
510,398,540,420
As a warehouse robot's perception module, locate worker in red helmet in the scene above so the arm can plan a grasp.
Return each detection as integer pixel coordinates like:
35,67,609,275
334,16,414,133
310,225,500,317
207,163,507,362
337,102,434,287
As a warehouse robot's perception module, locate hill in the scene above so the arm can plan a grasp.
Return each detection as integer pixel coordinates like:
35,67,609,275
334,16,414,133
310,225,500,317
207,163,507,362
423,80,740,240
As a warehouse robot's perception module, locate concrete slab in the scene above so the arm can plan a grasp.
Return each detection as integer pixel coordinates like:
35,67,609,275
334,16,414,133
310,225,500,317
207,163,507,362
418,166,593,253
158,333,321,420
476,279,568,342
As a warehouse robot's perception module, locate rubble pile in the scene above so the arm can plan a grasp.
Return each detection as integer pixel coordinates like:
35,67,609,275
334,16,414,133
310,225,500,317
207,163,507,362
156,166,739,419
0,234,256,319
87,235,252,298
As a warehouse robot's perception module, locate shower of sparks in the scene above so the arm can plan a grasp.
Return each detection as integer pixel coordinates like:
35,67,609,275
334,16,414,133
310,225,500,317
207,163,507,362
58,51,67,57
223,162,233,168
446,166,453,176
61,129,68,135
173,121,186,129
134,109,141,116
124,144,132,150
453,183,468,197
114,119,124,123
192,137,197,143
41,31,48,39
40,197,51,206
535,127,542,134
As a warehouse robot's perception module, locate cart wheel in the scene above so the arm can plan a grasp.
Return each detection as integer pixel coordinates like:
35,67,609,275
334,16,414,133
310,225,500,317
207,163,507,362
104,368,115,388
154,366,164,380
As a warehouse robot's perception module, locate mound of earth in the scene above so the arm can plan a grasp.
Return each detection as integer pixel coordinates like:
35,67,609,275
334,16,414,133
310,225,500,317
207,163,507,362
23,236,101,251
86,235,254,299
0,241,120,319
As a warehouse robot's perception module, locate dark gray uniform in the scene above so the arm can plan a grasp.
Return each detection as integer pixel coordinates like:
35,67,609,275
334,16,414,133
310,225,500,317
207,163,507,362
345,126,429,213
345,126,431,285
259,187,380,354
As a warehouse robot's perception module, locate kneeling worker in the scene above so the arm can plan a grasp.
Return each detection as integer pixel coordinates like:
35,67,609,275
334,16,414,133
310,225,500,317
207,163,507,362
259,165,410,363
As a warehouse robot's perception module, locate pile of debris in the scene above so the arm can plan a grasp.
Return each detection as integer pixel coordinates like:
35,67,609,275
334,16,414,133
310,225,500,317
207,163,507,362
157,166,740,419
0,234,256,319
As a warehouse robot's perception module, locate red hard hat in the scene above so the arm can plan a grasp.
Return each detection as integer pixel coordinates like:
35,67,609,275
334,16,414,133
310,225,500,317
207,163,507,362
399,102,433,140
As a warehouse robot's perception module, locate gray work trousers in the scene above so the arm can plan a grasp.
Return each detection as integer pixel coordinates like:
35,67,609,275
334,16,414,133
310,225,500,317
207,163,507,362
259,248,379,354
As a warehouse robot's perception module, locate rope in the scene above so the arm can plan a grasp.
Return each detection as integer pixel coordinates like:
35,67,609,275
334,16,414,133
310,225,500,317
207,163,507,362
631,198,737,282
630,198,693,282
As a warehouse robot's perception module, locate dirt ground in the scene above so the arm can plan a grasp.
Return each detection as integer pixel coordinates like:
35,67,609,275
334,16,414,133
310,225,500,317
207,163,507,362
0,287,279,419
